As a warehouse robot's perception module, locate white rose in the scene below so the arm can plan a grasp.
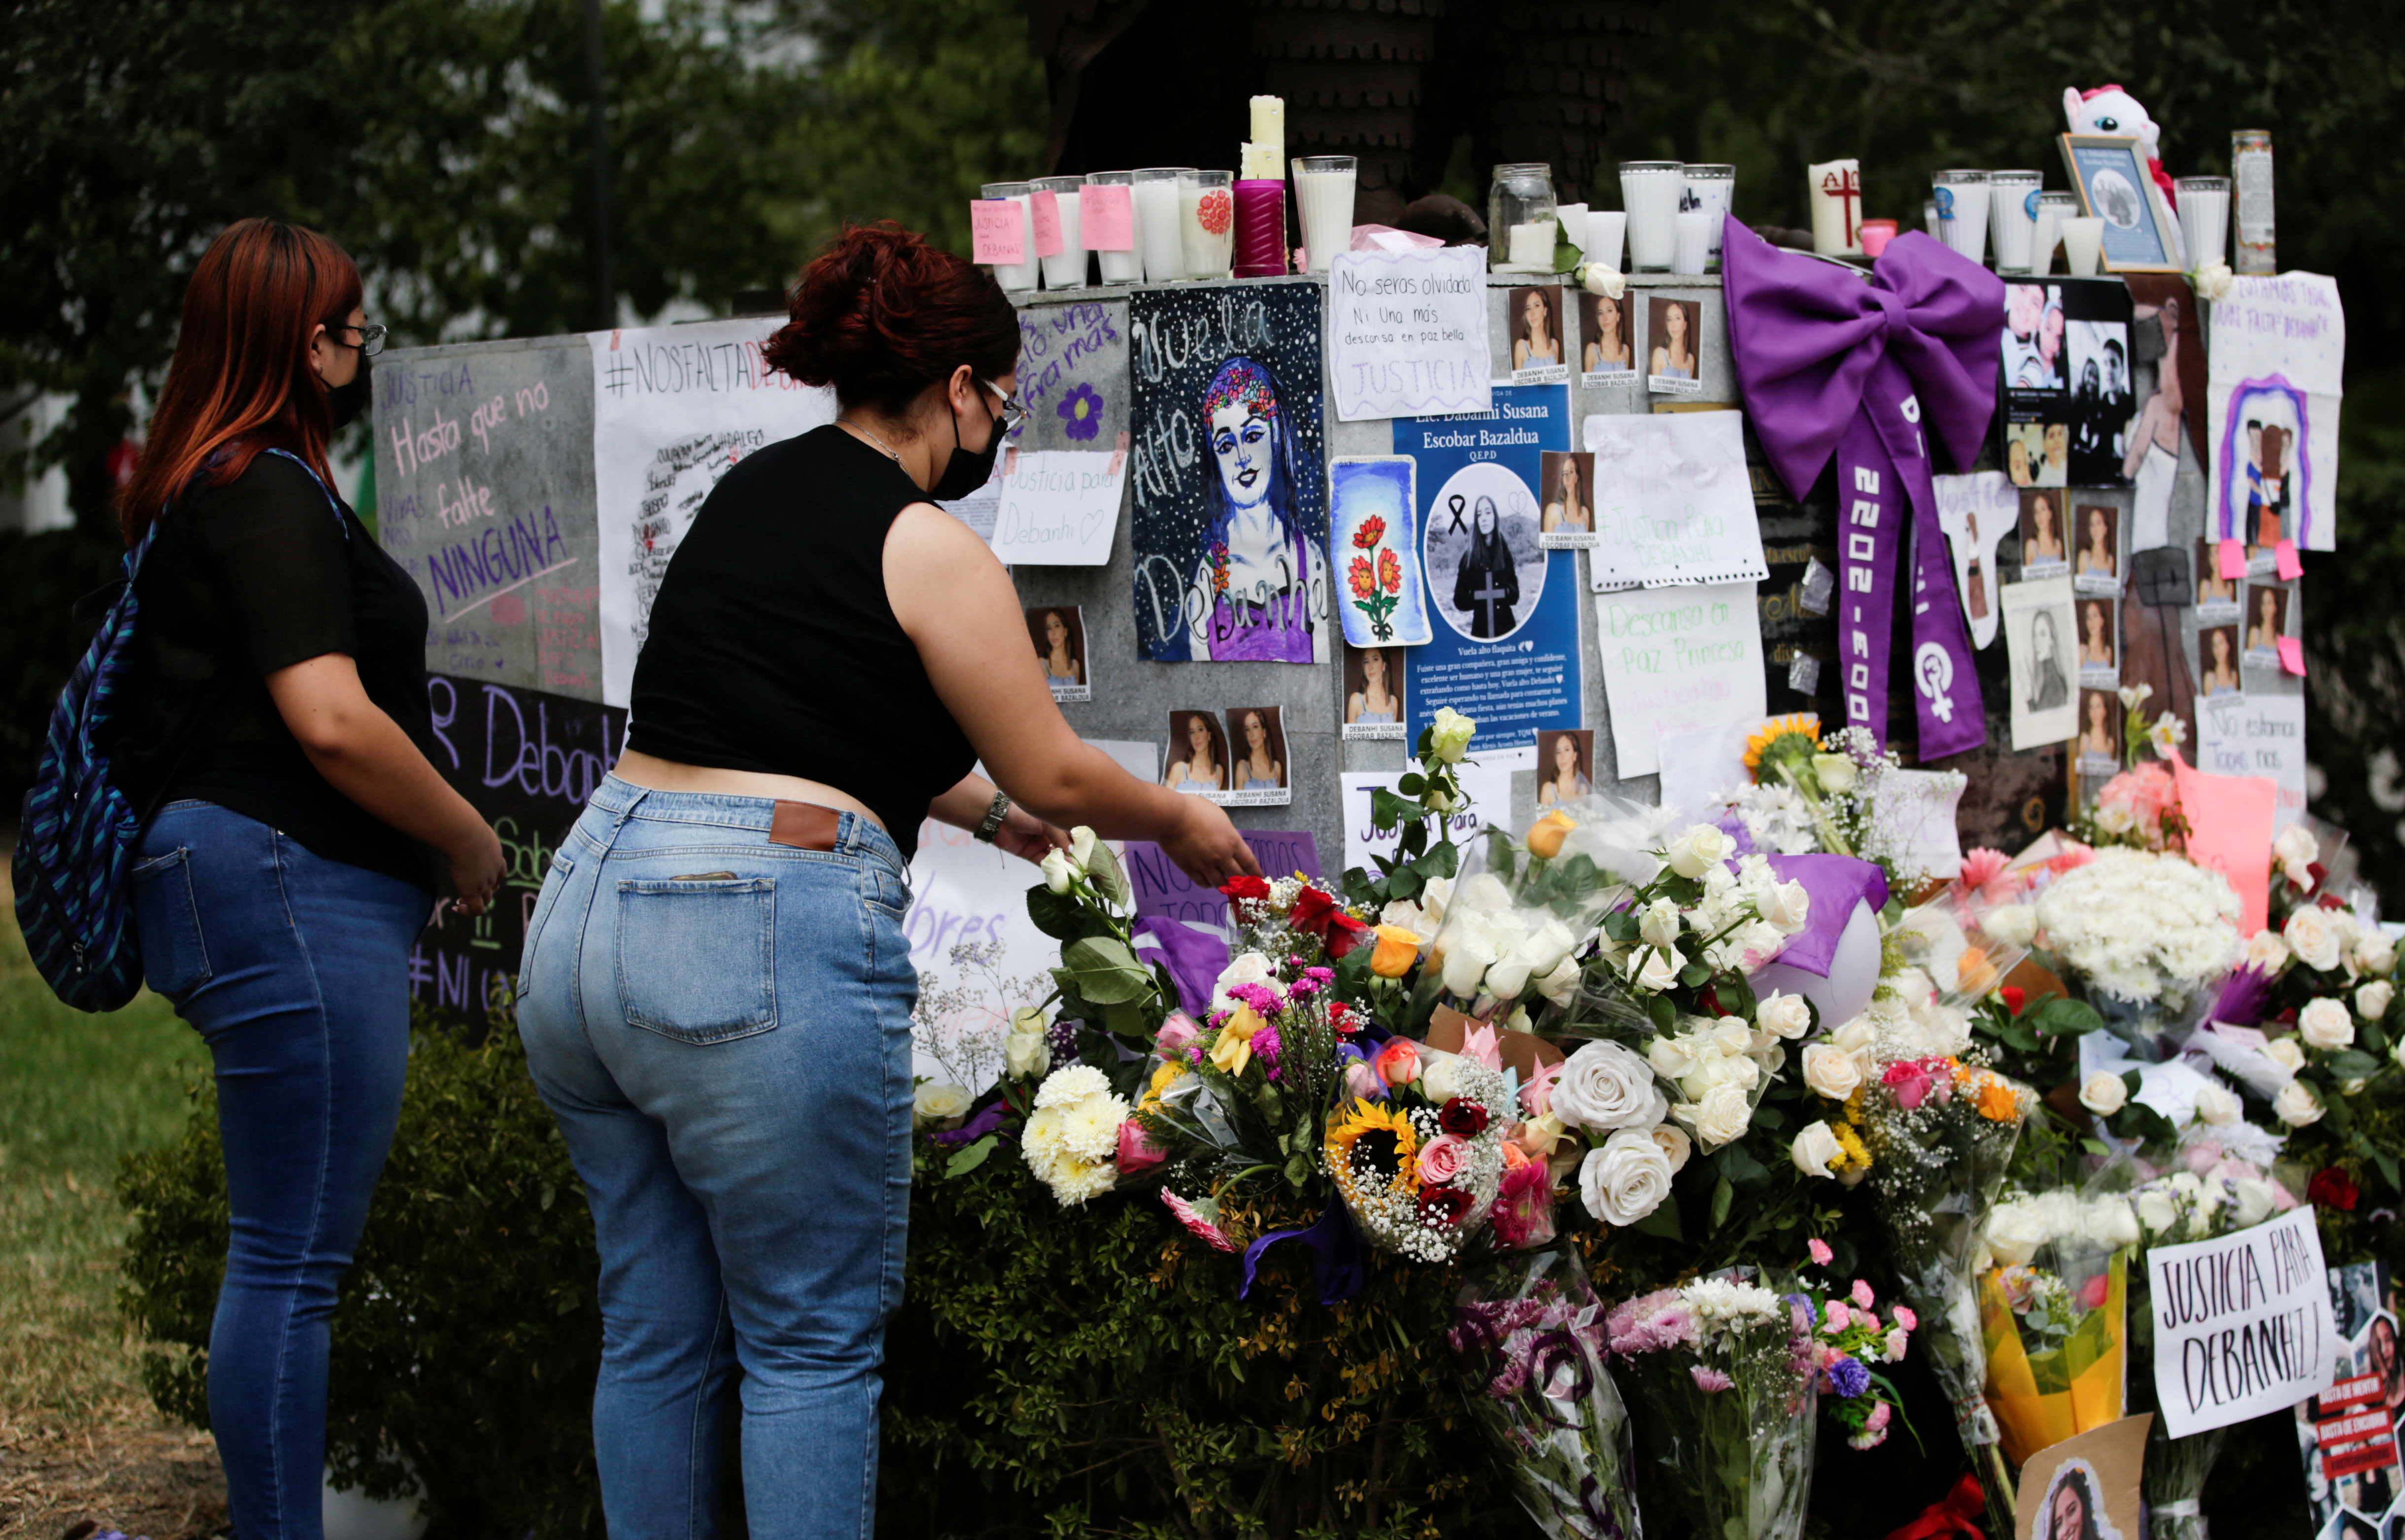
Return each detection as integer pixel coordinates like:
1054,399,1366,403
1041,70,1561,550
1986,1202,2048,1268
1791,1119,1845,1178
1629,947,1681,993
1831,1015,1878,1060
1380,897,1429,937
1210,952,1280,1013
1515,917,1581,978
2300,997,2355,1051
1068,825,1100,873
2079,1071,2128,1116
2274,1080,2325,1127
2231,1178,2278,1228
1665,824,1738,880
1650,1122,1693,1174
2134,1189,2180,1236
1536,953,1584,1007
1759,879,1811,935
1579,1129,1674,1226
2359,981,2395,1021
1708,1016,1754,1056
2093,1198,2142,1250
2286,907,2343,972
1040,847,1076,894
1756,990,1814,1041
2358,931,2399,979
1810,752,1859,794
1420,876,1455,927
2192,1083,2242,1126
2195,260,2235,303
1638,898,1683,947
1646,1032,1699,1082
1428,706,1477,764
2346,1076,2370,1096
1675,1082,1752,1150
1579,261,1627,300
1441,930,1499,997
1458,873,1514,914
1802,1042,1863,1102
1552,1040,1670,1132
1005,1028,1051,1079
1985,903,2038,950
2264,1037,2306,1074
912,1082,973,1126
1486,956,1535,1000
2246,929,2292,972
2274,824,2320,884
1419,1053,1465,1104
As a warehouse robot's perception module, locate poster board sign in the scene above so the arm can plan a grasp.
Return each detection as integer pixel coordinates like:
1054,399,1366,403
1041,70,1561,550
1327,246,1490,422
2145,1205,2336,1438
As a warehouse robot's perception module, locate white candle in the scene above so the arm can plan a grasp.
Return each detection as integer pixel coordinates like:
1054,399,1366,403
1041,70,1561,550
1180,172,1233,280
1239,140,1280,180
1584,210,1626,270
1292,156,1357,274
1671,209,1711,275
1507,219,1557,268
1554,202,1588,252
1620,161,1683,272
1250,96,1285,156
991,192,1041,292
1134,169,1189,282
2060,217,2105,277
1808,159,1862,255
1040,188,1086,289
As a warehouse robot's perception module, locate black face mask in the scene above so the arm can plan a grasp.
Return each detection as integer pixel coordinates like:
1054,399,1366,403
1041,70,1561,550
929,387,1002,500
328,352,372,430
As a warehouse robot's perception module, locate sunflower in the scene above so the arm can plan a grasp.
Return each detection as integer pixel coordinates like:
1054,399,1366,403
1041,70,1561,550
1743,712,1823,777
1326,1101,1421,1194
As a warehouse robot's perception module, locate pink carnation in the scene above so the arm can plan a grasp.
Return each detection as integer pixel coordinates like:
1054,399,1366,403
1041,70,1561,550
1848,1399,1893,1450
1806,1237,1834,1267
1160,1190,1235,1253
1959,847,2012,896
1823,1300,1850,1333
2097,762,2180,838
1156,1013,1202,1056
1891,1305,1917,1331
1850,1278,1875,1310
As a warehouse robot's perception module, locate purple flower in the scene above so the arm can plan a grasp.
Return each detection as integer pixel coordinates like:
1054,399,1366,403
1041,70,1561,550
1056,383,1106,441
1824,1353,1871,1400
2209,966,2275,1028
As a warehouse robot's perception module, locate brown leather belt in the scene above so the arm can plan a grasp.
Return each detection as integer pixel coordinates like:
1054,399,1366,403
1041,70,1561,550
768,800,842,852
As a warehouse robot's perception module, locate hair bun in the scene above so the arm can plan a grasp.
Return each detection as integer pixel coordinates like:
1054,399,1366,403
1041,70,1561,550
763,223,1018,416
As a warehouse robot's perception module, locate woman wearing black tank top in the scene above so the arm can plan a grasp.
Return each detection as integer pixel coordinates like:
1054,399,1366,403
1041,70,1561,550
516,223,1256,1540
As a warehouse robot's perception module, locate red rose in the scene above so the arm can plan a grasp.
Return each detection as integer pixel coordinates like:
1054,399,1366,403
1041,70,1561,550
1324,911,1371,959
1438,1096,1490,1137
1416,1186,1475,1226
2308,1167,2361,1212
1221,875,1271,903
1328,1002,1363,1036
2000,985,2027,1015
1290,885,1339,932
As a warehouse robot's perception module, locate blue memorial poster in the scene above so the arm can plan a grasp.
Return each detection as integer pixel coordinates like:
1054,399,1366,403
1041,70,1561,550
1392,383,1581,753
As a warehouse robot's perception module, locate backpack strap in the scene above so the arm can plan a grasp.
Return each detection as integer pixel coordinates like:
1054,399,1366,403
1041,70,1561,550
259,447,353,540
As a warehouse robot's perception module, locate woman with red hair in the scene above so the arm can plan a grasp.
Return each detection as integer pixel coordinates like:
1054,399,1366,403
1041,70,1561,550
516,222,1257,1537
113,218,502,1540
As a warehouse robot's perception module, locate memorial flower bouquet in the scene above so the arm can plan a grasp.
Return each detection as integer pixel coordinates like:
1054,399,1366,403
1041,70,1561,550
1794,1240,1917,1452
1322,1035,1518,1262
1607,1272,1818,1540
2031,846,2241,1026
1976,1188,2138,1467
1447,1243,1642,1540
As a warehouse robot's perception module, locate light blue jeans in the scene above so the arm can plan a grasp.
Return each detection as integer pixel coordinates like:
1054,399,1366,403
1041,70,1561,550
515,776,916,1540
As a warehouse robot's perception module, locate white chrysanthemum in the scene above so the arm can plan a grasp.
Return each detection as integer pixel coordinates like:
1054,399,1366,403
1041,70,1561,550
1059,1090,1131,1161
2034,849,2242,1003
1021,1106,1072,1185
1681,1277,1784,1327
1033,1063,1114,1111
1046,1155,1120,1206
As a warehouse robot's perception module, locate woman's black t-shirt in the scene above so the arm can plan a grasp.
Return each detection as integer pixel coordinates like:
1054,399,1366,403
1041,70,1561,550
114,451,442,895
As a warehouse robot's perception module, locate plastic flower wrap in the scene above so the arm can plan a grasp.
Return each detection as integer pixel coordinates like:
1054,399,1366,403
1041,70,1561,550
1855,1053,2032,1540
1323,1040,1515,1261
1447,1244,1641,1540
2033,847,2241,1017
1607,1272,1818,1540
1976,1187,2138,1467
1794,1241,1916,1452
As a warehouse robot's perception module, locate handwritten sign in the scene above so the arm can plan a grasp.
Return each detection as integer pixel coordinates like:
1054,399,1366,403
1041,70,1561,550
2209,274,2345,396
2197,693,2306,833
1595,582,1767,777
1340,765,1511,876
970,200,1027,266
990,450,1123,565
1584,410,1769,591
1125,831,1323,931
2206,274,2345,552
1081,183,1134,251
1029,190,1064,259
2146,1206,2336,1438
1327,247,1491,422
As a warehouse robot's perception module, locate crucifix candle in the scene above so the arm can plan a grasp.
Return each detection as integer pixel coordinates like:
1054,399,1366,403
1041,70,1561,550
1809,159,1863,256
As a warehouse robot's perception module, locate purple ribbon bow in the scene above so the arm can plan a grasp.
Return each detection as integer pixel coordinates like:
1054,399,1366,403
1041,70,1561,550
1722,216,2002,761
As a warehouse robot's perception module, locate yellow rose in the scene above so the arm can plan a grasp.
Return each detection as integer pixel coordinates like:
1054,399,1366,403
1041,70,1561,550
1526,809,1576,861
1368,924,1422,979
1209,1004,1267,1077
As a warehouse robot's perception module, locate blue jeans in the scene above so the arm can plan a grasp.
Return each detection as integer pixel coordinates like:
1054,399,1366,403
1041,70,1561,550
515,776,917,1540
131,801,430,1540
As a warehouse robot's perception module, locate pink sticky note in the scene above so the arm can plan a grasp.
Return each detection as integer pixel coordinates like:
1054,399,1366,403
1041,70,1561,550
1029,190,1065,259
2169,749,2277,936
1081,184,1134,251
2217,539,2249,582
2275,538,2303,580
2277,635,2306,676
970,200,1025,266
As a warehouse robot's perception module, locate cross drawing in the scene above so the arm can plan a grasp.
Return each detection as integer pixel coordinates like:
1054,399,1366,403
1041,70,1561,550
1474,572,1508,633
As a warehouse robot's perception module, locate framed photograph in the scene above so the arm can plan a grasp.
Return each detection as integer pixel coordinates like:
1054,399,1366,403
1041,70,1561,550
1342,642,1408,740
2056,133,2180,272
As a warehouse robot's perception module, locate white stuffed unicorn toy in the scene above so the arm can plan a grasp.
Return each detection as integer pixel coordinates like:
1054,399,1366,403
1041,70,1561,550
2062,83,2185,265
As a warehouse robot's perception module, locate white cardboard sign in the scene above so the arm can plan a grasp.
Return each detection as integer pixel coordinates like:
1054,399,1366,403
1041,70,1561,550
2146,1205,2337,1438
1594,582,1766,778
1327,247,1492,422
989,450,1123,565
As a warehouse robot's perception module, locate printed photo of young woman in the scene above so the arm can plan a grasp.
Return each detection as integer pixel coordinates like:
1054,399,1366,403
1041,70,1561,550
1538,450,1597,549
1025,604,1089,702
1161,709,1233,803
1342,642,1406,740
1223,706,1292,806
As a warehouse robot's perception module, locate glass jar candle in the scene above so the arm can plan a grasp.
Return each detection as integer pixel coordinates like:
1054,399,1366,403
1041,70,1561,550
1084,171,1141,284
1178,169,1235,280
1133,168,1192,282
978,181,1041,294
1488,163,1558,271
1031,174,1088,289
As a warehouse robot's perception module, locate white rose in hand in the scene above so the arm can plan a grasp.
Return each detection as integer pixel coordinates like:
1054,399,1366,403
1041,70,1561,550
1551,1040,1670,1132
1665,824,1737,880
1791,1119,1845,1179
2299,997,2356,1050
2192,1083,2242,1126
1040,847,1076,895
1802,1042,1863,1102
1579,1129,1674,1225
1985,1201,2048,1268
2273,1080,2325,1127
2286,907,2343,972
1757,990,1813,1040
2078,1071,2128,1116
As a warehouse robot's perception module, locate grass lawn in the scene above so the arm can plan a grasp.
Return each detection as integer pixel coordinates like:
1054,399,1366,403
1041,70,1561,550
0,872,226,1538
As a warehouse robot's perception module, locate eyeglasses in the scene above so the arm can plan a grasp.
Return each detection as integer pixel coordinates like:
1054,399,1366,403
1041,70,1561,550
328,320,388,357
979,376,1026,434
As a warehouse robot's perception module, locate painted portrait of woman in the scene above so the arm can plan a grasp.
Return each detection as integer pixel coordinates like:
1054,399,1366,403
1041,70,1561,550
1581,292,1632,374
1162,710,1226,793
2026,609,2069,711
1188,356,1323,663
1650,299,1696,382
1453,495,1521,639
1512,286,1561,371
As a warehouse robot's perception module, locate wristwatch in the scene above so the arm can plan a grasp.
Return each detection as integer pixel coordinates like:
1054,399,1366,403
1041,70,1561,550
974,789,1013,843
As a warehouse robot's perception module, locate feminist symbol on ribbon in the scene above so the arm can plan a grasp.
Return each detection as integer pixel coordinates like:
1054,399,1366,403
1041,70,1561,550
1915,642,1955,723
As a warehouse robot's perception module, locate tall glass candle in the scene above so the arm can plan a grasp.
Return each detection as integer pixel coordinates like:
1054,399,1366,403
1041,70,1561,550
2232,130,2275,274
1585,210,1626,271
1179,170,1235,280
1988,170,2042,274
1682,164,1735,271
1671,209,1712,275
2060,216,2105,277
1084,171,1141,284
2178,175,2231,272
978,181,1041,293
2032,191,2079,275
1619,161,1684,272
1292,155,1357,274
1932,169,1991,265
1134,168,1191,282
1033,175,1088,289
1808,158,1863,255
